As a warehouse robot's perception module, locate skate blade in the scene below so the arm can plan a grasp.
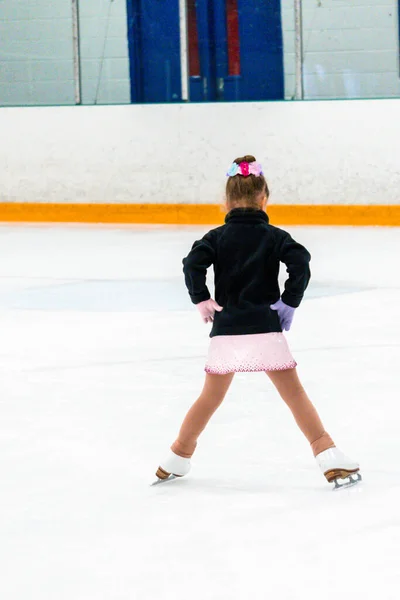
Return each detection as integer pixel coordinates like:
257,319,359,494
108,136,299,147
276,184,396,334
151,474,178,486
151,465,183,486
332,472,362,491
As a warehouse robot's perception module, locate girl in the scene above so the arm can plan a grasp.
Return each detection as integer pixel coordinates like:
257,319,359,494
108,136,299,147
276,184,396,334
155,155,360,489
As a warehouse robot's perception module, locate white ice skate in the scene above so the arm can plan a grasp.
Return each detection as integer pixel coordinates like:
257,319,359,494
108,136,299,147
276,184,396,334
152,451,191,485
316,447,361,489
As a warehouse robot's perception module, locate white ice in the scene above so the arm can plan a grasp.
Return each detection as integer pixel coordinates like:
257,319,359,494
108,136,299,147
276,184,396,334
1,224,399,600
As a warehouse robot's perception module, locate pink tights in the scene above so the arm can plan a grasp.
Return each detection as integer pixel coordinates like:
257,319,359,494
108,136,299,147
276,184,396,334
171,368,334,459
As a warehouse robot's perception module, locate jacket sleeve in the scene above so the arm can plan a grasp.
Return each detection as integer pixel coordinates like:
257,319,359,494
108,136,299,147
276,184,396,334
182,232,216,304
277,231,311,308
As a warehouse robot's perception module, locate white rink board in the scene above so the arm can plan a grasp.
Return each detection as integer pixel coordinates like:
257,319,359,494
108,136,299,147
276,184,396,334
0,224,400,600
1,99,400,205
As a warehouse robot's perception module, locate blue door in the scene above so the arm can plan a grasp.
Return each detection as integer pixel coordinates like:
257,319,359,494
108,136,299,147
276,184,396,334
126,0,284,103
126,0,182,103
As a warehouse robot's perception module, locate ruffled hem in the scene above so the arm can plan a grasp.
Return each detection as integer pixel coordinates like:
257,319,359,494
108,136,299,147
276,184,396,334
204,332,296,375
205,360,297,375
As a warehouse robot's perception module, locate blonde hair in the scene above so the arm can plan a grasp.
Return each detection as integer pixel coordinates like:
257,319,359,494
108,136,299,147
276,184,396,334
226,155,269,210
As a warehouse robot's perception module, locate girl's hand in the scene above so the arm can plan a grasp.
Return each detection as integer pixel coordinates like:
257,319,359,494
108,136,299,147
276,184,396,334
270,299,295,331
197,299,223,324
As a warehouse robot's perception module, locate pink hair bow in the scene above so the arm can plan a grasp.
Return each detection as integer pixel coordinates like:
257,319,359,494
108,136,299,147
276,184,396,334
226,161,263,177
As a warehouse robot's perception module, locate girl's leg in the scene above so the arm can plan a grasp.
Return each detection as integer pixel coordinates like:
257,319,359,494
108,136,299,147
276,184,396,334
171,372,234,458
266,368,335,456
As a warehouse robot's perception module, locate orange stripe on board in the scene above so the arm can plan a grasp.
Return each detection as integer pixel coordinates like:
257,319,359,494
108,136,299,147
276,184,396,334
0,203,399,226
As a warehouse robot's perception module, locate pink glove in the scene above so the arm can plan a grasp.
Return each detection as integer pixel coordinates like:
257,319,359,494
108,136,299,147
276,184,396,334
270,298,296,331
197,299,223,323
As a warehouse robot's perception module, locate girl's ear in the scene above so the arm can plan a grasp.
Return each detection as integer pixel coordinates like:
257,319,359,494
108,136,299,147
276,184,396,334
261,194,268,211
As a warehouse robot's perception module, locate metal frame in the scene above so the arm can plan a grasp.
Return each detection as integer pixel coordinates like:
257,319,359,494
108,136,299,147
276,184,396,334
294,0,304,100
398,0,400,77
71,0,82,104
179,0,189,101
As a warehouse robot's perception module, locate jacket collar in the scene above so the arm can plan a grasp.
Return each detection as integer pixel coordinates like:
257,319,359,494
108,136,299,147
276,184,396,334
225,208,269,224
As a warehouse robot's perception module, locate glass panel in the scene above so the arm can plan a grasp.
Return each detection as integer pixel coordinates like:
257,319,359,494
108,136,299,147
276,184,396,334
226,0,241,76
0,0,75,106
281,0,400,100
1,0,399,105
0,0,131,107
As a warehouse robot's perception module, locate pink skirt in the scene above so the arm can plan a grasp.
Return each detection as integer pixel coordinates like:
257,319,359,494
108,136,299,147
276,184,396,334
205,332,297,375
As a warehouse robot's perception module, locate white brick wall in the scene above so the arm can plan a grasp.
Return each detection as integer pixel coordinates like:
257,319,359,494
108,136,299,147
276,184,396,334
0,0,130,106
78,0,130,104
282,0,400,99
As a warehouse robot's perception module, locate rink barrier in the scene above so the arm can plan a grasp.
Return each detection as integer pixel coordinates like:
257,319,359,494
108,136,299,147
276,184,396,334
0,203,399,226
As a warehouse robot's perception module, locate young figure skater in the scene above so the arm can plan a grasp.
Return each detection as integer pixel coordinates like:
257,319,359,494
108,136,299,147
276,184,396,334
155,156,361,488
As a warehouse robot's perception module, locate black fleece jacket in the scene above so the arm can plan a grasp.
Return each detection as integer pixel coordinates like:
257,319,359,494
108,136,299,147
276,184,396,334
182,208,311,337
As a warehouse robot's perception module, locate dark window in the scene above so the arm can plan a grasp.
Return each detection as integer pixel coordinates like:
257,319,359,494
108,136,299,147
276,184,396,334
187,0,201,77
226,0,240,76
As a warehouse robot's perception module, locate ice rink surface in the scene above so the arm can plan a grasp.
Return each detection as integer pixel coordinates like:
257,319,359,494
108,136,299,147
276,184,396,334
1,223,400,600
